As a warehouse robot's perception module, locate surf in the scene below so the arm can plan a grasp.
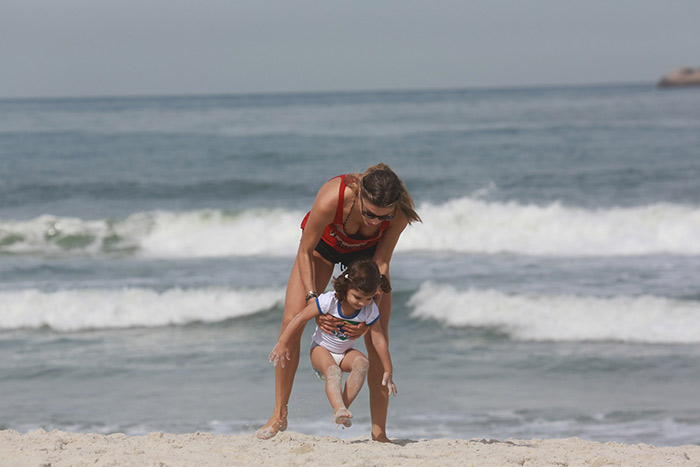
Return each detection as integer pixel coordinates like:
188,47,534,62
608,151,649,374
409,282,700,344
0,286,284,331
2,197,699,258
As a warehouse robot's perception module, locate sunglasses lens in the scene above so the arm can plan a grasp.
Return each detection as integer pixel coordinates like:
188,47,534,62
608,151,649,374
360,196,395,221
361,210,394,221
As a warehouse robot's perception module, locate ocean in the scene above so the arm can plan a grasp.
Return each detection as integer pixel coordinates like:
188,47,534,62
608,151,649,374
1,84,700,446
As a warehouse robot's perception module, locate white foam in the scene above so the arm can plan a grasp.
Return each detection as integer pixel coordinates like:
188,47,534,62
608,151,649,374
399,197,700,256
0,209,304,258
0,287,284,331
0,214,120,255
132,209,303,258
408,282,700,343
2,198,700,258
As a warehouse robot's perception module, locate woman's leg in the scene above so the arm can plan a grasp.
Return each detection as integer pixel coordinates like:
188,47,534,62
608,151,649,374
256,253,334,439
365,290,392,442
339,349,369,409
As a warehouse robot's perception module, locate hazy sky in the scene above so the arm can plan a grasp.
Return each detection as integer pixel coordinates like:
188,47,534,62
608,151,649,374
2,0,699,98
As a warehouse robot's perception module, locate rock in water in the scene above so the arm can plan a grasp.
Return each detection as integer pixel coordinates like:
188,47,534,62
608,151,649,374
658,67,700,88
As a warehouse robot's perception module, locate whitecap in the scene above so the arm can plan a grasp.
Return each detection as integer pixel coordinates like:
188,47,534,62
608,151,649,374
408,282,700,344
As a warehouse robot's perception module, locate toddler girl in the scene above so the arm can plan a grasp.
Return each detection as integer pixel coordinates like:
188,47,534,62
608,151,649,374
268,258,397,428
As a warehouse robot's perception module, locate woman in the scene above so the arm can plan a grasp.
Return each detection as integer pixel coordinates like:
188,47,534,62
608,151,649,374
256,163,421,442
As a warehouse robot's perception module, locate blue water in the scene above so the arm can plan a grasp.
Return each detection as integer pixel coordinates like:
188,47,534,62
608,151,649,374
2,84,700,446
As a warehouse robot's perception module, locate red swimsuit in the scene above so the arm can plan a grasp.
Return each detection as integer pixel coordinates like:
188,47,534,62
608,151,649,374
301,175,390,260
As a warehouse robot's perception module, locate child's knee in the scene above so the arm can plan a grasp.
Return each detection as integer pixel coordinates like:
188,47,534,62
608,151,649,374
326,365,342,380
352,356,370,374
325,365,343,390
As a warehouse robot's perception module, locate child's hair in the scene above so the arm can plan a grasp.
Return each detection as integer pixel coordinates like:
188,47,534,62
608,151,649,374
332,258,391,303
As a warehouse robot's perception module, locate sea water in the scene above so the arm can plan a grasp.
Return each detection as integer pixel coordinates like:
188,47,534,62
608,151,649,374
2,84,700,446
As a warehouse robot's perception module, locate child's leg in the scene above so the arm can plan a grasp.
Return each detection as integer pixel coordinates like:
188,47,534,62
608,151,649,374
310,345,352,425
339,349,370,409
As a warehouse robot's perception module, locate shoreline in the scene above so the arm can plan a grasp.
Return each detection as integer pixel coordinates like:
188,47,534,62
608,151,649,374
2,430,699,466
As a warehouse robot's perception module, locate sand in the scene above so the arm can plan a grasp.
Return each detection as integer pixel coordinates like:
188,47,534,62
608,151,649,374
1,429,699,466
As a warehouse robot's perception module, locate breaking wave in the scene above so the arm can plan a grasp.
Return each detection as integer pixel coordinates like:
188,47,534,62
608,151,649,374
0,286,284,331
408,282,700,344
2,198,699,258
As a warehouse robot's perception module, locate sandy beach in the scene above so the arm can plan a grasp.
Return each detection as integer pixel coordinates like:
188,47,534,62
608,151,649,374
2,429,699,467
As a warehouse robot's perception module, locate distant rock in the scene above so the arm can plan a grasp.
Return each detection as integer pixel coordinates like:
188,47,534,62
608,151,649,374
657,67,700,88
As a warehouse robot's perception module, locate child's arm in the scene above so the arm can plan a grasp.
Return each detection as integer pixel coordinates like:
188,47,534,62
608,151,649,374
368,320,397,396
269,302,319,368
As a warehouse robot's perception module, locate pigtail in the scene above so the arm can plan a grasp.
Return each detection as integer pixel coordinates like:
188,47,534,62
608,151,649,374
332,273,351,303
379,274,392,295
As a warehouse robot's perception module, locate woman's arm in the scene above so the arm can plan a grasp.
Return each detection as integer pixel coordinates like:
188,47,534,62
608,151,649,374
373,213,408,275
296,178,342,299
372,213,408,306
368,320,397,395
269,303,319,368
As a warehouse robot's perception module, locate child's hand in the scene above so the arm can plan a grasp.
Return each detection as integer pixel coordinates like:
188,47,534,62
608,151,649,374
382,372,397,396
269,343,291,368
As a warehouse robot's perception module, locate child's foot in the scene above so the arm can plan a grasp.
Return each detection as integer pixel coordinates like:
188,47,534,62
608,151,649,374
334,408,352,427
256,408,288,440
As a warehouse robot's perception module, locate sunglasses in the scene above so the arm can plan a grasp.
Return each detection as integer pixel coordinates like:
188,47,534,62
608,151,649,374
360,196,396,221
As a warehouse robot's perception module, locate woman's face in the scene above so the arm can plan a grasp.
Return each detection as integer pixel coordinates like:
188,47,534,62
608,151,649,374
359,196,396,227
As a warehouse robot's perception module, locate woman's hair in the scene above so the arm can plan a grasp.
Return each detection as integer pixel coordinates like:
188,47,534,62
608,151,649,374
333,258,391,303
347,163,422,224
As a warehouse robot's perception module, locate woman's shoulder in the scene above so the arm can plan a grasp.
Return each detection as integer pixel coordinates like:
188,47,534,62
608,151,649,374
317,175,343,193
314,175,357,214
319,174,360,193
309,177,343,217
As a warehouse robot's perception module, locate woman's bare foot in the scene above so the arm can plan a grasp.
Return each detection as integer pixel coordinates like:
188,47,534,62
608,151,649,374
372,432,392,443
334,408,352,427
256,407,288,440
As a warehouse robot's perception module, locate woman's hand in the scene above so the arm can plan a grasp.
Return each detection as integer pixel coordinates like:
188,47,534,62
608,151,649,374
315,314,368,339
269,342,291,368
340,320,368,339
382,372,397,396
314,313,339,334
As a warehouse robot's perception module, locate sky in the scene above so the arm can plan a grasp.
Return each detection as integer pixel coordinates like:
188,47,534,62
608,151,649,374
2,0,699,99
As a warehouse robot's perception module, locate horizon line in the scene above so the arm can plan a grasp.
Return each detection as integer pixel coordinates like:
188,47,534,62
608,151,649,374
0,80,655,103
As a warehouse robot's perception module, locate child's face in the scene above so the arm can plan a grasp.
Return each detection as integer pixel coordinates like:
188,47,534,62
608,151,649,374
346,287,377,310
